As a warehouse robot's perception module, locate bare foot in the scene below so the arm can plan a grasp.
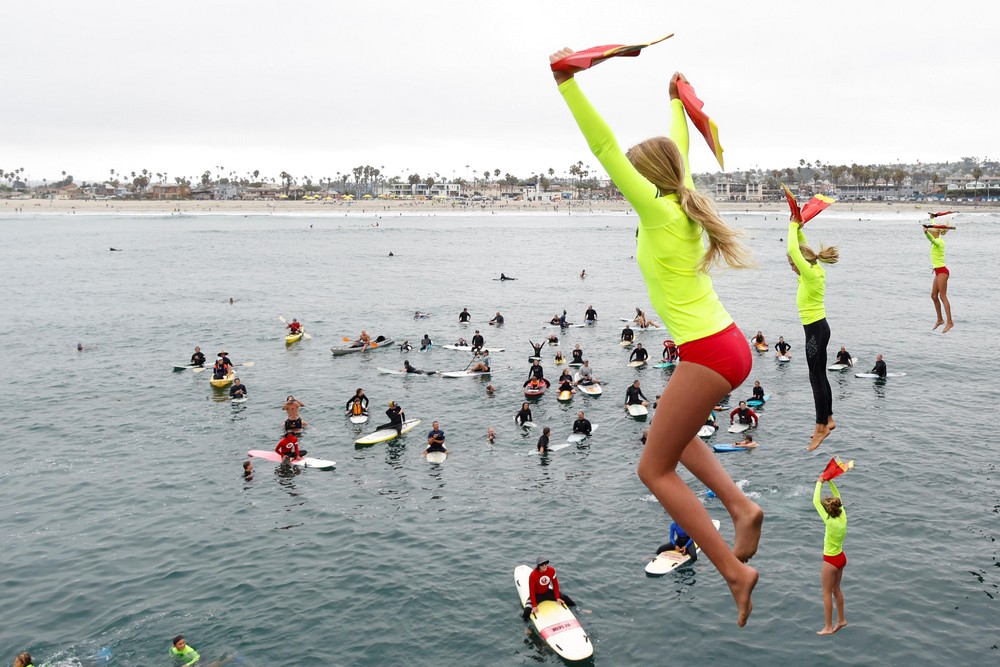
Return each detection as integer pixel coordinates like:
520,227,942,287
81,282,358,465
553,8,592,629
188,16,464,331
817,626,836,636
933,320,944,330
826,417,836,432
833,620,848,633
727,563,758,627
732,502,764,562
942,322,954,333
807,425,831,451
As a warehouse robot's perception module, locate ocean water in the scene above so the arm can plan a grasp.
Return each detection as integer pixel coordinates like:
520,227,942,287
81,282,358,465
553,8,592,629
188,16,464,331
1,209,997,666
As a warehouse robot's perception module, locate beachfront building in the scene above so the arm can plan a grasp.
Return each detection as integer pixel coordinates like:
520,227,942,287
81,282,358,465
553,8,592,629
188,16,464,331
385,182,461,198
714,179,764,202
150,183,191,200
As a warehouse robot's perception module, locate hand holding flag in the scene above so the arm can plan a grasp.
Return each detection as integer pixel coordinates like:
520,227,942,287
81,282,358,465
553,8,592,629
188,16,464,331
820,456,854,482
550,34,673,73
782,183,835,224
676,77,725,170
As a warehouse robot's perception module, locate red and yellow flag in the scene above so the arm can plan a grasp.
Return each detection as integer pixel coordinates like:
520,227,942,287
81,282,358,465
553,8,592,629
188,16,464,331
676,79,724,170
782,183,834,224
550,34,673,72
820,456,854,482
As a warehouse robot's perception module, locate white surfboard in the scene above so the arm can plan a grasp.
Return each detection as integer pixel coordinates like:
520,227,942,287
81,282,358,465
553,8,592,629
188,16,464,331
231,397,248,404
626,404,648,418
577,383,602,396
442,345,505,352
247,449,335,470
828,357,857,371
568,424,597,443
697,424,717,438
355,419,422,445
426,451,447,463
619,340,634,347
348,414,369,425
777,356,791,363
728,422,751,434
377,367,436,376
856,372,906,378
645,520,721,576
627,360,647,367
514,565,592,661
514,415,537,428
440,369,492,378
547,443,572,453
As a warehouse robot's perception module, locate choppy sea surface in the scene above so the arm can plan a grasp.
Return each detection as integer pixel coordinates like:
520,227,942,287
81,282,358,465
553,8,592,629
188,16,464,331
1,208,997,665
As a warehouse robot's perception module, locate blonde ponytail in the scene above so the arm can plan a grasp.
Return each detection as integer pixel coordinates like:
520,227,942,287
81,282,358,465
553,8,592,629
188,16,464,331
799,243,839,265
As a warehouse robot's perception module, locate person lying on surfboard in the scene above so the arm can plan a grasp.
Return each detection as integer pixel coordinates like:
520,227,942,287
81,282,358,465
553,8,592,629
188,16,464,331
732,435,758,449
549,314,561,325
522,557,578,620
655,521,697,560
730,402,759,427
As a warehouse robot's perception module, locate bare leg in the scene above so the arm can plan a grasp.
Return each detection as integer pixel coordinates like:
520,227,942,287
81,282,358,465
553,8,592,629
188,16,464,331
638,362,760,626
938,273,954,332
817,562,837,635
832,567,847,631
931,279,944,329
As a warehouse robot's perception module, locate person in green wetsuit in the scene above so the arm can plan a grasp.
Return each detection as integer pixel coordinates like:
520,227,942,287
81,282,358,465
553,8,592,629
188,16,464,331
552,49,761,626
787,220,839,451
813,477,848,635
923,224,954,333
170,636,200,666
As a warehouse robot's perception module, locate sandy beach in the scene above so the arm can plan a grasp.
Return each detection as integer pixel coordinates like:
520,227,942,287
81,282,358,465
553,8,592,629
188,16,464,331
3,197,999,216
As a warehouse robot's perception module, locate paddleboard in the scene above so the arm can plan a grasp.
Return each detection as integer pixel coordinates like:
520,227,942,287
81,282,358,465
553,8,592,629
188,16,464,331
514,565,593,661
627,360,647,368
558,390,573,402
568,361,583,367
567,424,597,443
349,414,369,425
355,418,422,445
697,425,717,438
248,449,335,470
828,357,857,371
440,369,491,378
442,345,505,352
728,422,751,434
644,520,721,576
746,393,770,408
626,404,648,419
856,372,906,378
542,324,586,329
377,367,436,376
426,450,447,464
173,364,199,371
777,356,791,363
754,343,769,352
713,444,754,453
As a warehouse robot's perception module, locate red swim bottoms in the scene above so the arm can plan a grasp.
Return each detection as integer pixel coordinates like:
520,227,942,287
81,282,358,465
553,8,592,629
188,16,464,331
678,322,752,390
934,266,949,276
823,551,847,569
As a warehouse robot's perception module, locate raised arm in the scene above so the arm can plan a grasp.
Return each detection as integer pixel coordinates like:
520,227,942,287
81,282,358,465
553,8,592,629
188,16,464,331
813,479,826,518
787,222,814,275
668,73,694,190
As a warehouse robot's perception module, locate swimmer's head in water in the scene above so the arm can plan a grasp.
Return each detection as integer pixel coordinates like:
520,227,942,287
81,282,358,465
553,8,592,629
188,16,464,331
821,496,843,518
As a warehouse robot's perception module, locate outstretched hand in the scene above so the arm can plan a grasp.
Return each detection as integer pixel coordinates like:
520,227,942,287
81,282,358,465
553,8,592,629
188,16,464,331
790,214,802,226
669,71,688,100
550,48,581,85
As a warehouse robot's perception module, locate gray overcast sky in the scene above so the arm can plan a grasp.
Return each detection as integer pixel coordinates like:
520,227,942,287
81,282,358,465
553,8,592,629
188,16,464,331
4,0,998,182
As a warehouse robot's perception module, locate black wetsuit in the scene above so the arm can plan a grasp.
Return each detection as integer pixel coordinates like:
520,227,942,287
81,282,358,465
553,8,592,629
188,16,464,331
836,350,852,365
621,328,634,342
776,341,791,355
536,433,549,454
571,349,584,363
871,360,887,378
630,348,649,363
212,363,228,379
377,406,405,434
558,381,574,393
625,386,647,405
515,408,533,425
530,342,543,357
572,419,592,435
585,308,597,322
524,364,549,387
804,318,833,424
229,384,247,398
471,334,484,350
346,395,369,414
491,314,504,325
752,386,764,401
459,310,471,322
191,351,206,367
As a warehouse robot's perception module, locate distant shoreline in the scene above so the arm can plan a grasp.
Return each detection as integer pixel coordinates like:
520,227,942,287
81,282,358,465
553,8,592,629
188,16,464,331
3,198,998,216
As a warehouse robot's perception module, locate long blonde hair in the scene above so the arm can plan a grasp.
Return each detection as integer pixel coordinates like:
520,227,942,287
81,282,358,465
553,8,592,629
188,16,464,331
799,243,840,265
627,136,754,272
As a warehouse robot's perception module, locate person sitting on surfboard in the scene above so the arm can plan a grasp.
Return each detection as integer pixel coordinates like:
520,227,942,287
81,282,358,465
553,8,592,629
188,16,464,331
522,557,578,620
287,318,302,334
346,388,369,416
558,368,574,385
399,340,413,352
420,334,432,351
662,340,679,363
584,305,598,323
752,331,768,348
275,431,306,462
835,347,852,366
490,311,505,325
571,345,585,364
536,427,551,455
733,434,758,449
229,378,247,399
630,343,649,364
529,340,544,358
554,349,566,364
573,411,592,436
377,401,405,435
750,381,765,403
656,521,697,560
470,350,491,373
515,403,533,426
190,346,206,367
870,354,887,378
471,330,485,351
459,308,471,323
558,378,575,395
620,324,634,342
549,314,561,325
423,421,447,457
625,380,649,407
730,401,759,427
775,337,791,358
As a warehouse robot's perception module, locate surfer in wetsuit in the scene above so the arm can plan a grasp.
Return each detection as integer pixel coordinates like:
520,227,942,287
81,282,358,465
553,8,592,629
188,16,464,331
378,402,405,434
499,273,516,281
655,521,697,560
572,411,592,436
620,324,634,343
814,475,848,635
420,334,432,351
554,349,565,364
190,346,206,367
559,310,572,327
346,388,369,416
662,339,679,363
870,354,887,378
529,340,543,358
775,337,791,358
455,337,468,347
584,305,598,322
490,311,505,325
625,380,648,406
212,357,228,380
399,339,413,352
402,360,427,374
729,401,759,427
835,346,852,366
275,431,306,462
524,359,549,387
515,402,533,426
547,334,559,345
629,343,649,364
471,330,485,352
703,411,718,433
522,557,577,620
459,308,471,323
423,421,447,457
536,427,551,455
571,344,584,364
229,378,247,399
750,381,765,403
